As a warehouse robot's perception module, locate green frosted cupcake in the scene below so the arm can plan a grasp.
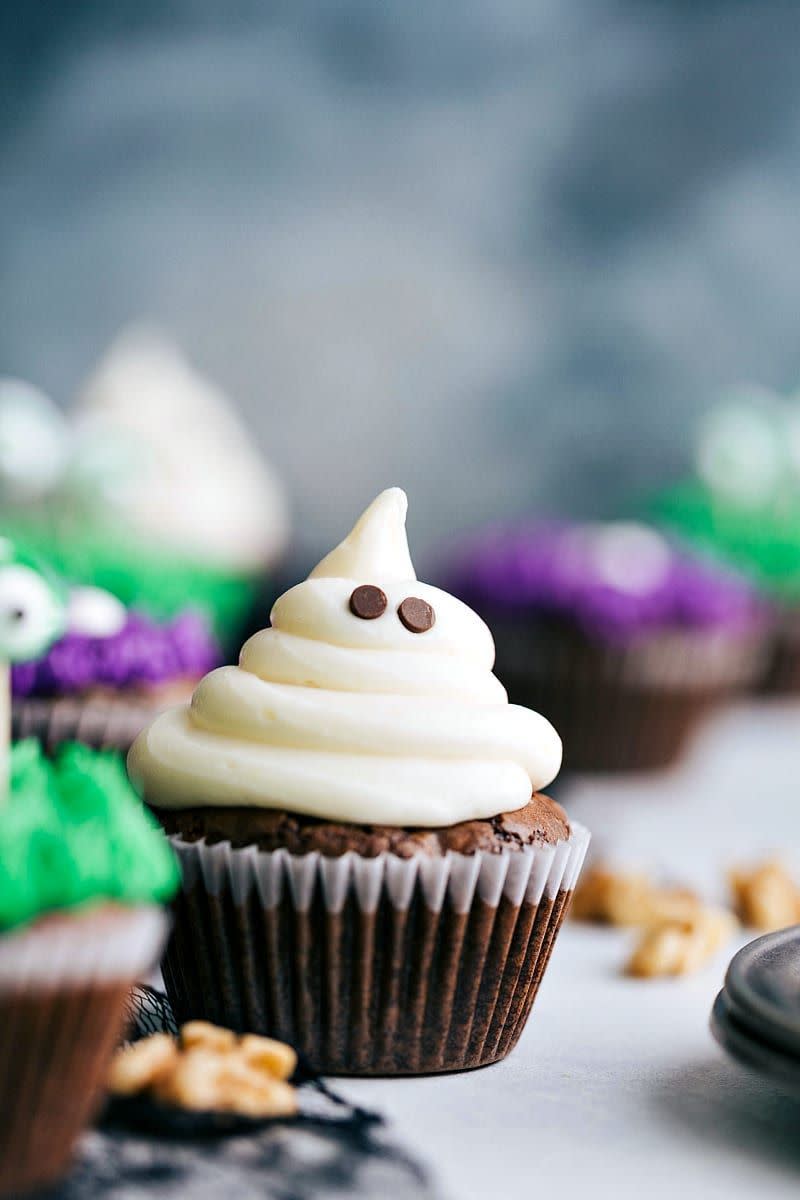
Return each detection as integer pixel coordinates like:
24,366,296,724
0,741,177,1196
652,387,800,691
0,331,290,649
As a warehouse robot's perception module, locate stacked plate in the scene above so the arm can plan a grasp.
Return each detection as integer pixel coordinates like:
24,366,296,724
711,925,800,1094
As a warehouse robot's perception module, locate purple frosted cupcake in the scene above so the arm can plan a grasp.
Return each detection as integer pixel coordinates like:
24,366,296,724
442,521,768,772
12,593,221,754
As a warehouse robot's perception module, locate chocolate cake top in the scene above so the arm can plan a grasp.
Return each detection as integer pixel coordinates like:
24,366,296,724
153,792,570,859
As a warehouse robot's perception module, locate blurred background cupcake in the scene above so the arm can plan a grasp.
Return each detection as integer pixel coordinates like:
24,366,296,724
652,386,800,694
441,520,768,773
11,584,221,754
0,327,289,654
0,741,177,1196
0,545,177,1195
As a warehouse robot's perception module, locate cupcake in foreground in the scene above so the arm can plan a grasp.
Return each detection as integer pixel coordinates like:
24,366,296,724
442,520,766,772
0,743,177,1196
130,488,589,1075
12,588,221,754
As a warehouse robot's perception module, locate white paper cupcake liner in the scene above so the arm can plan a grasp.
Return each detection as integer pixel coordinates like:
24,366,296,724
161,824,589,1075
172,823,589,914
0,905,169,988
0,904,169,1196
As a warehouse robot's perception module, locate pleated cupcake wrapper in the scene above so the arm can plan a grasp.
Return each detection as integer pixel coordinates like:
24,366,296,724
495,625,768,771
163,825,589,1075
13,692,179,754
0,906,169,1197
172,829,590,914
0,905,169,987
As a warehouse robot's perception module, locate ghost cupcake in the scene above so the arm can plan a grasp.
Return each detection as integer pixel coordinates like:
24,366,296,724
130,489,589,1075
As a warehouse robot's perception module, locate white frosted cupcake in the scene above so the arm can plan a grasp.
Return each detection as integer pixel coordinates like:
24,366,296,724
130,489,589,1075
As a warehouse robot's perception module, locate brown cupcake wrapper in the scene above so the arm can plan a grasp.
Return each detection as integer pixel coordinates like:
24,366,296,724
494,625,768,772
758,606,800,694
0,907,168,1197
162,826,589,1076
12,687,192,755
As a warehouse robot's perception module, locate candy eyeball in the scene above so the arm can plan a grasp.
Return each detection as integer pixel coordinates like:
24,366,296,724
0,564,65,662
589,523,671,596
0,380,69,501
782,406,800,483
67,586,126,639
697,391,785,508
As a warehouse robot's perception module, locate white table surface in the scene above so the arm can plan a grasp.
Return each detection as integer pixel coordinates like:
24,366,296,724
344,700,800,1200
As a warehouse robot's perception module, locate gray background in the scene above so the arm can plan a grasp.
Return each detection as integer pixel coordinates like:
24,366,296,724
2,0,800,558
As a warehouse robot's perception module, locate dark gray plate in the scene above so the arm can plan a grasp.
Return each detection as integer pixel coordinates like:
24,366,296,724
724,926,800,1056
711,989,800,1097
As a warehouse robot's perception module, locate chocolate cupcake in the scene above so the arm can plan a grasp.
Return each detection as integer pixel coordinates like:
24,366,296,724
12,594,220,754
130,488,588,1075
0,741,177,1196
442,521,767,772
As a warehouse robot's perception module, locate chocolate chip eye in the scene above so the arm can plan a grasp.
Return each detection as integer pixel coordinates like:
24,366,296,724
398,596,435,633
349,584,388,620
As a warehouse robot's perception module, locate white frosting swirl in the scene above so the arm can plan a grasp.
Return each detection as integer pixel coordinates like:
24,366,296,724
128,489,562,826
76,328,289,570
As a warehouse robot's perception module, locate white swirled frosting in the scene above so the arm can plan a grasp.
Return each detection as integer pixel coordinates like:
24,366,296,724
128,489,562,826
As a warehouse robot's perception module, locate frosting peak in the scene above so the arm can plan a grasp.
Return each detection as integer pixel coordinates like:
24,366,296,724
129,491,562,827
309,488,416,582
